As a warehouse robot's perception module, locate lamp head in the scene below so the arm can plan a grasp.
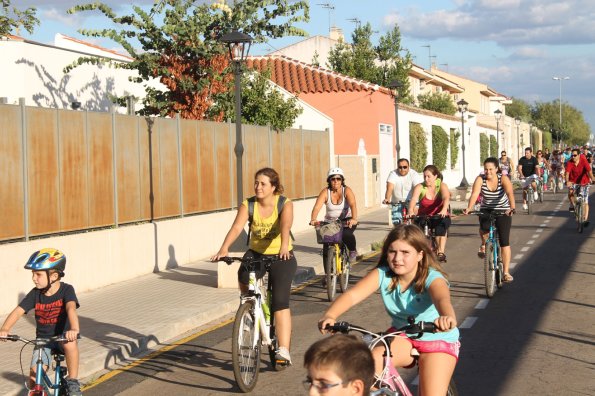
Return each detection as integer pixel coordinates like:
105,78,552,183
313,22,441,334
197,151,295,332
457,99,468,113
515,117,521,126
219,30,253,63
494,109,502,120
387,80,403,100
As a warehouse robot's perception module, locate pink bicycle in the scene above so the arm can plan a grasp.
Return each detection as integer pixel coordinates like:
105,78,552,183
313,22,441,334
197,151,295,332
325,318,458,396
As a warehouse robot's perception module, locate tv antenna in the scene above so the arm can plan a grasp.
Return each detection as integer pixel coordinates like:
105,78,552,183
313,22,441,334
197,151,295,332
421,44,432,70
318,3,335,33
347,17,361,29
440,63,449,72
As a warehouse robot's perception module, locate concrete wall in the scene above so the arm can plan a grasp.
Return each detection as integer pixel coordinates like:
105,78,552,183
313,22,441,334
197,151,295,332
0,198,317,314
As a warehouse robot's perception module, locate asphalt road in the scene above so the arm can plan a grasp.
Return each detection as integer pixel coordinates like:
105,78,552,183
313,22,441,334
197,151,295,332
83,190,595,396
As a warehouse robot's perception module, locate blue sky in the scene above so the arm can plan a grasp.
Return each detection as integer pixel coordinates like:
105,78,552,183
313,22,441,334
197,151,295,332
12,0,595,139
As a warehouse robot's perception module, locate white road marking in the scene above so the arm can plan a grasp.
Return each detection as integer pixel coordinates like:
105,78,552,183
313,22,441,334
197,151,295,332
514,254,524,260
547,216,553,219
536,228,544,233
540,223,547,227
510,262,518,269
521,246,530,252
475,299,489,309
532,234,539,239
527,240,535,245
460,316,478,328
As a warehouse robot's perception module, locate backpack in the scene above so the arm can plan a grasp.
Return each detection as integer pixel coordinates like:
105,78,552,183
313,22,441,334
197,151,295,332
247,195,294,245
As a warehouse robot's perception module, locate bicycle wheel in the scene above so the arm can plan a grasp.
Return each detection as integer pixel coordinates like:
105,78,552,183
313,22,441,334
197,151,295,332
538,183,544,203
325,245,338,301
526,189,532,215
339,247,350,292
232,301,261,393
576,201,584,233
496,246,504,289
484,241,497,298
447,377,459,396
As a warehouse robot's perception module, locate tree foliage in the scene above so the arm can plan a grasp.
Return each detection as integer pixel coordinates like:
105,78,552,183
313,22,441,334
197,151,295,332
449,128,460,169
489,135,498,158
480,133,489,165
431,125,449,171
328,22,412,103
531,101,591,146
66,0,308,123
418,91,457,115
506,97,532,121
409,122,428,172
0,0,39,36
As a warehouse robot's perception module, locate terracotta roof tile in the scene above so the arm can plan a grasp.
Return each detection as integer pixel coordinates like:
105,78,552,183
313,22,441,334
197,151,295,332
246,55,385,95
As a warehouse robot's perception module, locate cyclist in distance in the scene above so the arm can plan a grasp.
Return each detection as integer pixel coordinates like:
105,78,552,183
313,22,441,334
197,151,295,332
536,149,548,190
310,168,359,264
549,149,564,190
0,248,82,396
212,167,297,366
565,148,595,224
517,147,539,211
408,165,451,263
318,225,459,396
382,158,422,225
463,158,516,282
304,334,374,396
499,151,512,177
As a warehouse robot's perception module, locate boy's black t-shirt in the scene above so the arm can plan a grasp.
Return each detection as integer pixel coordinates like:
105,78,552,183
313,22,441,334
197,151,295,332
518,156,538,177
19,282,80,338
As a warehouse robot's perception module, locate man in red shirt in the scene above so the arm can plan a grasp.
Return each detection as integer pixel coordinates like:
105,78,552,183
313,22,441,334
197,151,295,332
566,148,595,226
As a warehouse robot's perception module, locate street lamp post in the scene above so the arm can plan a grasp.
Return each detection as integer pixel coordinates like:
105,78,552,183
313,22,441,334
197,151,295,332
457,99,469,188
552,76,570,131
494,109,502,152
528,122,533,150
220,30,253,207
515,117,521,160
387,80,403,160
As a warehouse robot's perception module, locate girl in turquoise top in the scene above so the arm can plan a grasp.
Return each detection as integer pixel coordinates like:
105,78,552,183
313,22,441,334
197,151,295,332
319,225,459,395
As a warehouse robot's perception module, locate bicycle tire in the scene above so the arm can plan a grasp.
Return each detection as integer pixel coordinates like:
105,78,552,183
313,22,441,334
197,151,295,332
538,183,544,203
232,301,261,393
339,247,350,293
447,377,459,396
526,189,532,215
496,249,504,289
577,201,584,233
325,245,338,301
484,241,497,298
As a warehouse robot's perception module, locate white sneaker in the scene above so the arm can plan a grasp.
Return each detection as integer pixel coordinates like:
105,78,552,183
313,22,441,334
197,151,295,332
523,203,528,210
275,347,292,366
533,191,539,200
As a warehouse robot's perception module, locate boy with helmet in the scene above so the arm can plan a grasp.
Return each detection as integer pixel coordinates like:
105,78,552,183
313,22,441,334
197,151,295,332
0,248,82,395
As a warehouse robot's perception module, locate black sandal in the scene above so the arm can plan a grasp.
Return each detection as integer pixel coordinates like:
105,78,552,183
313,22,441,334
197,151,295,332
437,252,447,263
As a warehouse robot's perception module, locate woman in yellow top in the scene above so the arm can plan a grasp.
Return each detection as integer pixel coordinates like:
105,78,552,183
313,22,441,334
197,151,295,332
212,168,297,366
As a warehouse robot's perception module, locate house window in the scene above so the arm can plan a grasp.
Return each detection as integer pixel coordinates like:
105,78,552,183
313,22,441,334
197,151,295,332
379,124,393,135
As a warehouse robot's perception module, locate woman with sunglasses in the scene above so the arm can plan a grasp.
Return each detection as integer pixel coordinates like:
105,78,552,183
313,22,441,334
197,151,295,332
499,151,512,177
536,150,549,190
310,168,359,265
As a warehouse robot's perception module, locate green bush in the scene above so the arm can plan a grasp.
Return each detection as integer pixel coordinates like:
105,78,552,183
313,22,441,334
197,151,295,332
531,131,541,151
409,122,428,172
480,133,489,165
489,135,498,158
450,128,460,169
432,125,449,171
543,132,552,150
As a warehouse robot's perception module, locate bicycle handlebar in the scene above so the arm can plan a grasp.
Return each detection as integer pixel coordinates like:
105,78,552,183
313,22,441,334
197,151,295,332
324,319,436,336
0,334,82,345
405,214,448,221
216,255,280,266
467,210,510,217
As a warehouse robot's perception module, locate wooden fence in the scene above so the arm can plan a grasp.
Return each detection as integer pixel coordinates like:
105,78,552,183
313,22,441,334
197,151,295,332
0,104,329,241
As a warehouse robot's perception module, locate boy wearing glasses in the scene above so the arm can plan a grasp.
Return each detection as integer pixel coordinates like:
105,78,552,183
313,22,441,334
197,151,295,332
383,159,422,225
303,334,374,396
565,148,595,221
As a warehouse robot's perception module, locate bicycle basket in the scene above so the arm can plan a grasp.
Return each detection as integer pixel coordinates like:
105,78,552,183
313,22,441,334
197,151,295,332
316,222,343,244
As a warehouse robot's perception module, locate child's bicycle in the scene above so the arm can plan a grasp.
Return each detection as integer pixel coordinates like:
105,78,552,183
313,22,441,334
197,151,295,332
217,255,286,393
324,317,458,396
312,220,350,302
0,334,80,396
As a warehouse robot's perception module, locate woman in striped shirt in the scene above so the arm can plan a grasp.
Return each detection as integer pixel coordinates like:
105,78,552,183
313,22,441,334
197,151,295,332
464,157,516,282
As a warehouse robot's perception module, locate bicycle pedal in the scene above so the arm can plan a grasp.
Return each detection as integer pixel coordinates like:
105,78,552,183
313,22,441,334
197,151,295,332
274,360,291,371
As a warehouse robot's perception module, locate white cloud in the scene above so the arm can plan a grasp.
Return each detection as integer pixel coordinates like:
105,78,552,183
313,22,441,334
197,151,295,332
42,8,84,28
509,46,547,60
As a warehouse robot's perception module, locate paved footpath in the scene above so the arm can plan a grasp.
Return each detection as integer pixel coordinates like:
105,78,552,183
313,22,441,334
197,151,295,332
0,201,467,395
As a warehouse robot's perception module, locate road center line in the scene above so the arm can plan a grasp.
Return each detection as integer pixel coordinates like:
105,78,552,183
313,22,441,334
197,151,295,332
527,240,535,245
475,299,489,309
531,234,539,239
460,316,478,329
510,262,518,269
540,223,547,227
536,228,544,233
514,254,524,260
521,246,530,252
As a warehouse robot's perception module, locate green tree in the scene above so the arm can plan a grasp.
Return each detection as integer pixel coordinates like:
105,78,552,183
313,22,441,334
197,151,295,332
449,128,460,169
531,101,591,146
409,122,427,172
328,22,411,102
418,92,457,115
0,0,39,36
489,135,498,158
506,97,532,121
239,69,303,131
67,0,308,122
431,126,449,171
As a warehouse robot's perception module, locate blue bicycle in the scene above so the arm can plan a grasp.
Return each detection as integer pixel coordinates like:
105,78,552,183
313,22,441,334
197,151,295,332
471,210,509,298
1,334,80,395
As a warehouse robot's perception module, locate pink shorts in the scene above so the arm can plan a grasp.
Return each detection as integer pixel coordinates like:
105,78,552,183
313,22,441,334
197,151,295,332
388,328,460,362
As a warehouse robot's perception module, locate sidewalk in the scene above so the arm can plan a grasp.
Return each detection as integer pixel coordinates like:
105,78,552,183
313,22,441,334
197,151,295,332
0,200,469,395
0,207,399,396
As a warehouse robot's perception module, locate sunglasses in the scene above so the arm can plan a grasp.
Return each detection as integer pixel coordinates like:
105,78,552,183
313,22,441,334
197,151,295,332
398,166,409,170
572,154,578,157
330,177,343,181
